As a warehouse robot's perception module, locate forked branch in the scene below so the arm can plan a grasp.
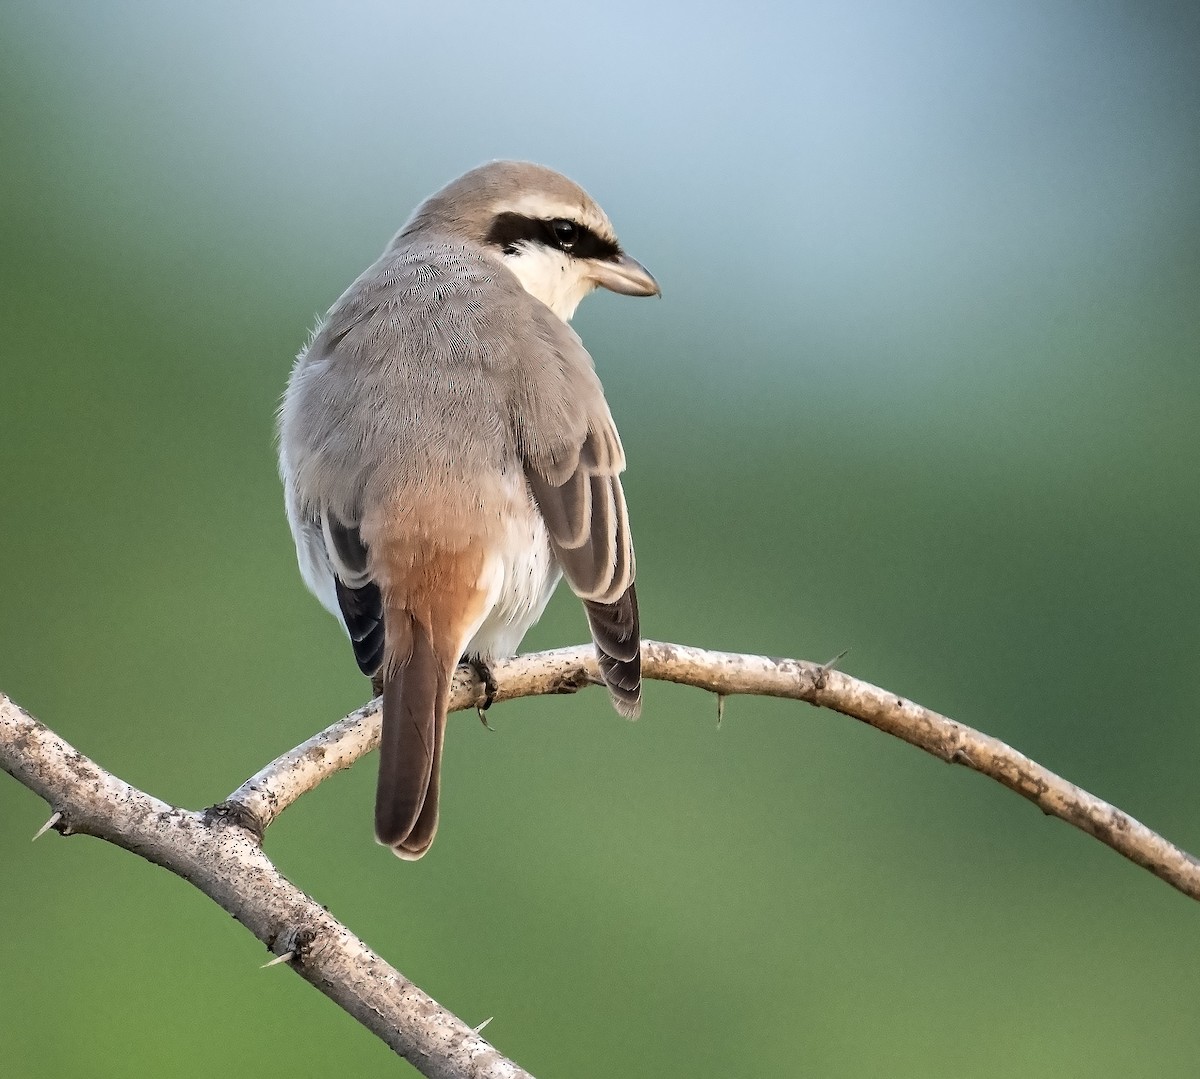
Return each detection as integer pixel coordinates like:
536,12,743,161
2,640,1198,1079
228,642,1200,902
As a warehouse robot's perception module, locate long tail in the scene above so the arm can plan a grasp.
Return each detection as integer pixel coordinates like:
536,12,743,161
375,614,450,859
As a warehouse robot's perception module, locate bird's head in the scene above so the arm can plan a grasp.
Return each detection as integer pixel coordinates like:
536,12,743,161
400,160,659,321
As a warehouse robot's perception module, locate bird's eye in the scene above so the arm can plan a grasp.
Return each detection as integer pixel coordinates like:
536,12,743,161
549,219,579,250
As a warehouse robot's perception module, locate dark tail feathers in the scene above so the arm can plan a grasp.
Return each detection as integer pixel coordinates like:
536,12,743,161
375,618,449,859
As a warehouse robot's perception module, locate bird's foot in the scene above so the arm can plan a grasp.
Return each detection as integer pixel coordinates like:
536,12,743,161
466,656,498,728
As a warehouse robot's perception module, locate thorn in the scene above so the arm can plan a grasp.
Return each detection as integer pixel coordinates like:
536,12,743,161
32,812,62,842
260,950,294,969
820,649,849,673
716,693,726,727
473,1016,494,1034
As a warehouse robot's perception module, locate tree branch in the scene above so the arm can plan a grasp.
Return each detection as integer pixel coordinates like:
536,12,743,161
3,640,1199,1079
227,641,1200,902
0,692,531,1079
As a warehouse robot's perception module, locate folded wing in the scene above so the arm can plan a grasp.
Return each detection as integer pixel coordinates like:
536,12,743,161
523,387,641,717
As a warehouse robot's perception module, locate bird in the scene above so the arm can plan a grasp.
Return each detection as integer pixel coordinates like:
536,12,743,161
278,161,659,859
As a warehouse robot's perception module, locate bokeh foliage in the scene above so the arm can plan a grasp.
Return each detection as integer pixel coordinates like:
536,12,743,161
3,3,1199,1076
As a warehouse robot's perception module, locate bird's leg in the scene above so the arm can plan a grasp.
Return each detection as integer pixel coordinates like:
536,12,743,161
370,673,384,699
465,656,498,728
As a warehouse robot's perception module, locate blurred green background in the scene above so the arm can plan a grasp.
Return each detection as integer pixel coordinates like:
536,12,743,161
3,2,1200,1075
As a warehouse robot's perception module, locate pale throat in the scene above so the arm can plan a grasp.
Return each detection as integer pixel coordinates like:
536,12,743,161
502,245,595,322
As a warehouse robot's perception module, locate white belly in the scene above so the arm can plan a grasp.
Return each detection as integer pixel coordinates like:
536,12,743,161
286,460,561,663
466,510,561,661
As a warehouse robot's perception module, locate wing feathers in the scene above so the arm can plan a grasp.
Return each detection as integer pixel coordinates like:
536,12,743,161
524,406,641,716
334,576,385,676
585,584,641,718
322,513,371,588
532,468,592,550
608,484,635,600
318,510,386,677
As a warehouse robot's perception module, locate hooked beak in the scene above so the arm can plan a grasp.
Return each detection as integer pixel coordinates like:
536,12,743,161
590,252,661,297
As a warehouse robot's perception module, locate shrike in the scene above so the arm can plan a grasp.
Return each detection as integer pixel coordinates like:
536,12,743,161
279,161,658,859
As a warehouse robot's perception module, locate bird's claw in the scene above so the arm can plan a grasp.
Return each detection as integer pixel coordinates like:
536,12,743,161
467,657,498,728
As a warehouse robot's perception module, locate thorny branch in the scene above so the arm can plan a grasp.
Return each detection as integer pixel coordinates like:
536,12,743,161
3,640,1198,1079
